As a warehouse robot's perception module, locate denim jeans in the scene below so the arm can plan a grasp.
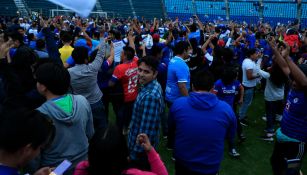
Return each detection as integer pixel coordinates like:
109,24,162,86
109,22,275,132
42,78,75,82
265,100,283,133
161,100,173,137
90,99,107,130
239,87,255,120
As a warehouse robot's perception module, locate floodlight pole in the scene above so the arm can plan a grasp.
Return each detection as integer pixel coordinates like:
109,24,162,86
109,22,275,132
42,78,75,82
297,0,302,26
192,0,197,15
225,0,230,22
259,0,264,23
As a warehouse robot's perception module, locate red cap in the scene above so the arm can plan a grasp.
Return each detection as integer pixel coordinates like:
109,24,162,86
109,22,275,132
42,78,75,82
152,33,160,42
217,39,225,47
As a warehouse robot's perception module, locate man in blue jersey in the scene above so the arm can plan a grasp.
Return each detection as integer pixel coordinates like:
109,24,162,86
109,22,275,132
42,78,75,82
268,39,307,175
165,41,190,105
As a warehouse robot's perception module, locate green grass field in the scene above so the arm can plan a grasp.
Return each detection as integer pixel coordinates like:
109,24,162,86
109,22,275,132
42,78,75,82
110,92,307,175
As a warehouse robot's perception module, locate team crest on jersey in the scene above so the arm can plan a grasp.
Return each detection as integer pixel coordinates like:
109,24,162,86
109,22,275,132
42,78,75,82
293,98,299,104
285,102,290,111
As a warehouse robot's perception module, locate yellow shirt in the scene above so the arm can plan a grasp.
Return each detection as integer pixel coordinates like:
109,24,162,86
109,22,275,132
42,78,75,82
59,45,74,63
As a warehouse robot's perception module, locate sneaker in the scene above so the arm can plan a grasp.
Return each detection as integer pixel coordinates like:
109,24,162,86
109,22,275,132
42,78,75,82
229,149,240,158
261,133,274,141
167,147,173,151
239,134,247,142
163,135,168,139
275,114,283,122
240,119,248,127
262,116,267,121
122,128,129,135
263,115,283,122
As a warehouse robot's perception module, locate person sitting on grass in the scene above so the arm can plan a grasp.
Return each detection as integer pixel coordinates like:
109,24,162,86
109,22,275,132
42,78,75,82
73,125,168,175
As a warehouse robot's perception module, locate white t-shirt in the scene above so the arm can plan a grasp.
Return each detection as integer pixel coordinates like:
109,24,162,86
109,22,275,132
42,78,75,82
28,28,38,36
264,77,285,101
242,58,258,87
113,40,126,63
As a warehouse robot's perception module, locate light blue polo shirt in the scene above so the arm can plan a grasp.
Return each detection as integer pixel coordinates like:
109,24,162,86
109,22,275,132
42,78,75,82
165,56,190,103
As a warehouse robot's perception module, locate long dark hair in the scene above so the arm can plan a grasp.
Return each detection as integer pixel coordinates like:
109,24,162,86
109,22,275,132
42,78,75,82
269,62,288,87
88,125,129,175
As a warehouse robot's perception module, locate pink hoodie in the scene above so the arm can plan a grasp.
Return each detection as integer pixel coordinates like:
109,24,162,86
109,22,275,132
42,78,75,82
73,148,168,175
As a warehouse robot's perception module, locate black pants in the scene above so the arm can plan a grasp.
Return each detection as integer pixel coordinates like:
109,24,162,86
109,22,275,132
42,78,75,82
102,87,123,123
175,161,218,175
117,101,134,131
271,141,306,175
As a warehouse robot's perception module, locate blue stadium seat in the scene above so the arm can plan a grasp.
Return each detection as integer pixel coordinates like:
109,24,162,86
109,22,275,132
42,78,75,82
0,1,18,16
132,0,163,19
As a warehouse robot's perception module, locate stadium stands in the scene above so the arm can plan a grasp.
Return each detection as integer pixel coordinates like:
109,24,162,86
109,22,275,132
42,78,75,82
23,0,58,16
0,1,18,16
132,0,164,19
0,0,305,28
165,0,306,28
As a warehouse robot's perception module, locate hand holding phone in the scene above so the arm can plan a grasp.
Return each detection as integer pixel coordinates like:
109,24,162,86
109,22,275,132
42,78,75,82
49,160,72,175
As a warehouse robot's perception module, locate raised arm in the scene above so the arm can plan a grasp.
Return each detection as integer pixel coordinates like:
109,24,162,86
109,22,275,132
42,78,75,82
267,37,290,76
88,38,105,72
281,42,307,90
40,19,62,65
128,30,136,52
201,34,215,52
137,134,168,175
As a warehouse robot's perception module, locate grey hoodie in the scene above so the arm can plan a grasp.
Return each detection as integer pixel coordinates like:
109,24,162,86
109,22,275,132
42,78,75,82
37,94,94,169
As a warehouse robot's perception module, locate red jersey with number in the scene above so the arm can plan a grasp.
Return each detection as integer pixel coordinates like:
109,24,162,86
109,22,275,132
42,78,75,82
112,57,139,102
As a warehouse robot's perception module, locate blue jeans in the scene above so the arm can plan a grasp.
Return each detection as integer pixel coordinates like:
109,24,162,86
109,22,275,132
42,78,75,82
239,87,255,120
90,99,107,130
265,100,283,133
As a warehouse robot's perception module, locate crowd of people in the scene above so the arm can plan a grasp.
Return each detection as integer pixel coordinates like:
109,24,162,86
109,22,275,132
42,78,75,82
0,14,306,175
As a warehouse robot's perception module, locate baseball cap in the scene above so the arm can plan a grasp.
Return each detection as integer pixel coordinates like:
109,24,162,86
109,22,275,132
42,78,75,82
152,33,160,42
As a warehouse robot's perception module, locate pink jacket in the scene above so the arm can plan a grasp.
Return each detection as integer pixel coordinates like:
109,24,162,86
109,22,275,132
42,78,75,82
73,148,168,175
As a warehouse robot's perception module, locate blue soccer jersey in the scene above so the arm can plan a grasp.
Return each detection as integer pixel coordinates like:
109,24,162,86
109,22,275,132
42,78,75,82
213,79,241,107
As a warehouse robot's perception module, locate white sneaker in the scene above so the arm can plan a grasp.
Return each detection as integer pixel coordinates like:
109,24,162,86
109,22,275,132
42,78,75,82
229,148,240,158
262,116,267,121
262,115,283,122
275,114,283,122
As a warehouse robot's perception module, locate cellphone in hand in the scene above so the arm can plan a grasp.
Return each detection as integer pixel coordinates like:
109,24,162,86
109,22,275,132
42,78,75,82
49,160,72,175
